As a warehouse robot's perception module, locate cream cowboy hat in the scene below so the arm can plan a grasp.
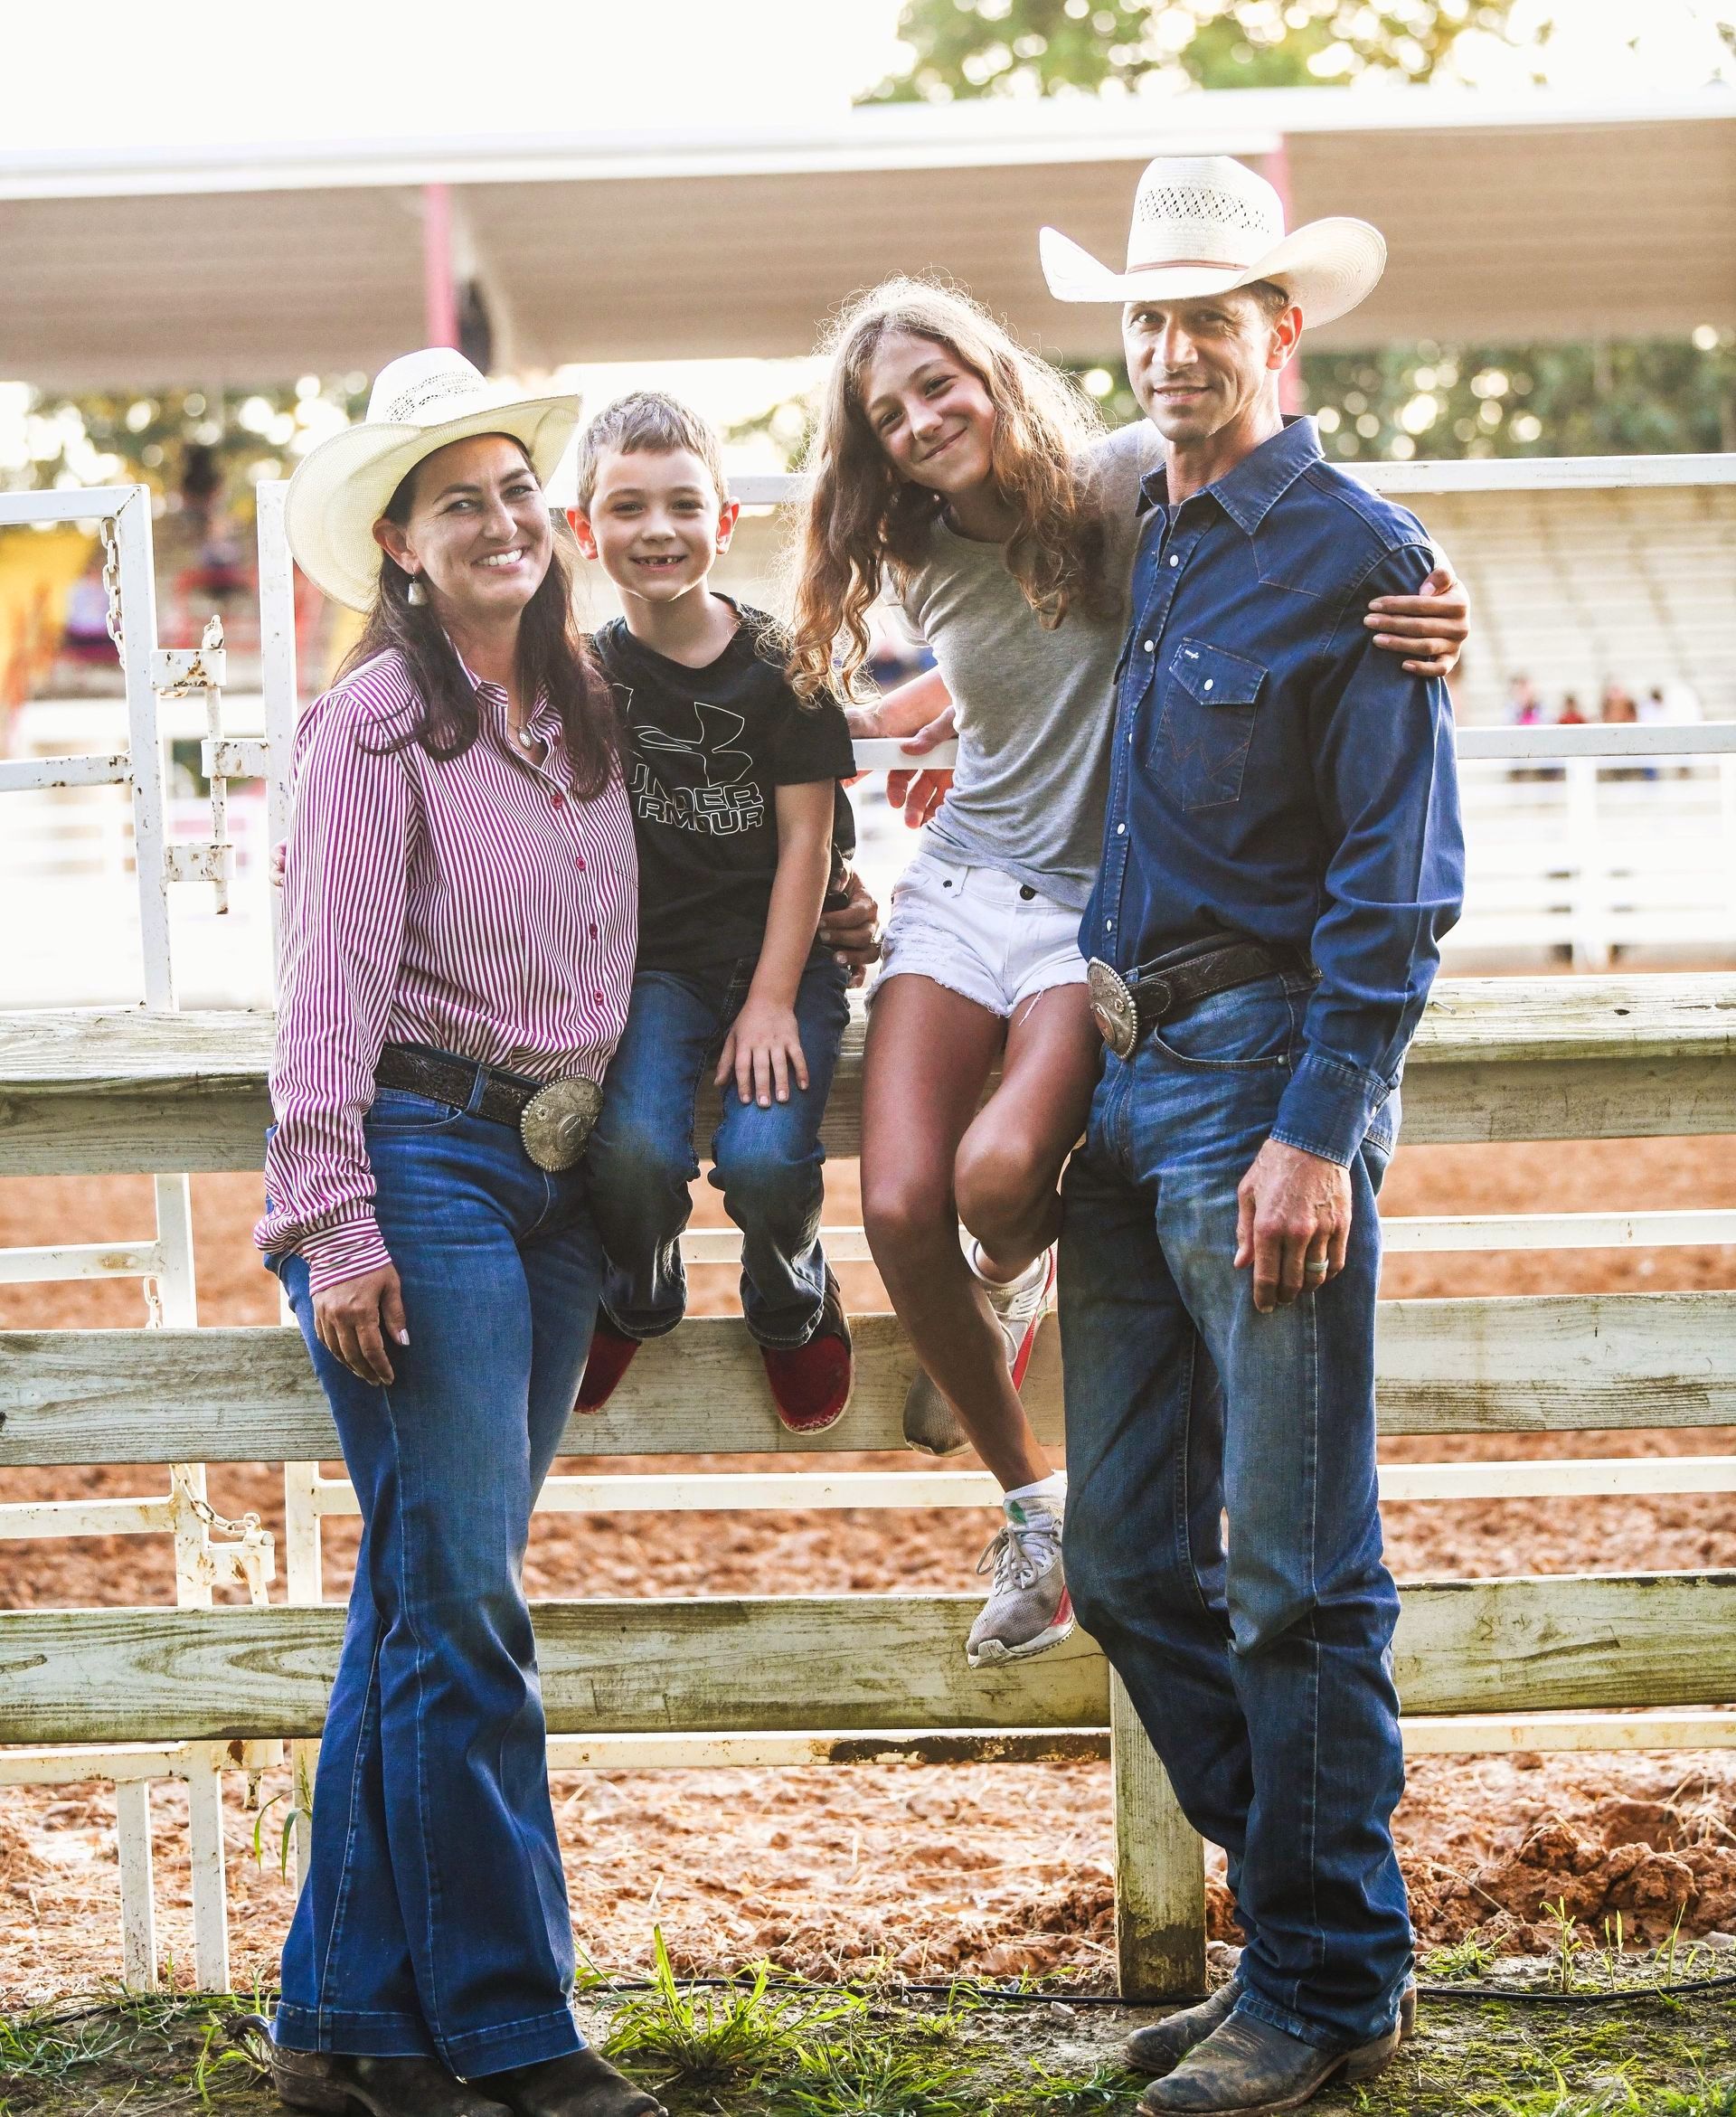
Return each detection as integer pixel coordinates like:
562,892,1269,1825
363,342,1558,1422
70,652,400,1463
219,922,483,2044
1041,155,1385,329
286,348,581,611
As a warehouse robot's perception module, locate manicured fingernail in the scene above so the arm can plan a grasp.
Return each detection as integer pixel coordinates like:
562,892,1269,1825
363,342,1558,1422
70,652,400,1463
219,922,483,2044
395,1330,410,1346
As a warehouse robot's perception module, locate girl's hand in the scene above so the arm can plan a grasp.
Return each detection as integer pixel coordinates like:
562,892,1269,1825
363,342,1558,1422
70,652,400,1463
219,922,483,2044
884,704,958,827
270,840,288,888
1364,562,1469,677
716,996,809,1109
313,1262,408,1385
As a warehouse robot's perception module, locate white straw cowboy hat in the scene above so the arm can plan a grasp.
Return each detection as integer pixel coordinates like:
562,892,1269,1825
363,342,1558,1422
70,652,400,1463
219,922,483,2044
1041,155,1385,329
286,348,581,610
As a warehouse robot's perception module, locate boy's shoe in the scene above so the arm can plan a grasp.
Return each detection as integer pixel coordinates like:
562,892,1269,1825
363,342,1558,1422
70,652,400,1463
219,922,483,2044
760,1270,853,1433
576,1316,642,1413
1136,2007,1401,2114
1127,1980,1415,2080
900,1245,1056,1455
966,1485,1072,1668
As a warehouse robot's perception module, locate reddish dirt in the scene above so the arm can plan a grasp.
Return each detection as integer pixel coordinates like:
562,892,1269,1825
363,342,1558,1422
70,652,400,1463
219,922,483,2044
4,1139,1736,2004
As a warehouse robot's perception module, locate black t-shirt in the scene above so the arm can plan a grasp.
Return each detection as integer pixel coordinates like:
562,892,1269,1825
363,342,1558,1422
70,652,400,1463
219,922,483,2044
593,603,857,974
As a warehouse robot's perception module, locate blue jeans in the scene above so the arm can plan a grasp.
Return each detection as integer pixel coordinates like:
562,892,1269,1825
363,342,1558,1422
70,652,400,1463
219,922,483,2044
587,954,850,1348
267,1073,602,2074
1058,972,1410,2053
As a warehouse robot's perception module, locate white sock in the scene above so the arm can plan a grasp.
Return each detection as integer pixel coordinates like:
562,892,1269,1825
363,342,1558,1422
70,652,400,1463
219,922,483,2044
1004,1470,1067,1509
967,1237,1047,1290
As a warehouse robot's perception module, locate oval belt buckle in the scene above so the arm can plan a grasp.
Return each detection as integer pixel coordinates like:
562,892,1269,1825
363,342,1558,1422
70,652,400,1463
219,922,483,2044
519,1075,603,1172
1086,959,1139,1060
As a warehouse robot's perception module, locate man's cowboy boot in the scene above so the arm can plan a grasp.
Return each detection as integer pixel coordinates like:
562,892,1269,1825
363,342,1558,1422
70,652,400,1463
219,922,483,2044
480,2048,666,2117
1127,1978,1416,2079
1137,2008,1401,2115
247,2036,513,2117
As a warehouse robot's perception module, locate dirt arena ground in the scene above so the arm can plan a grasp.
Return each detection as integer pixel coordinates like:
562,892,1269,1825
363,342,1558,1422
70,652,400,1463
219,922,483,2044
4,1136,1735,2006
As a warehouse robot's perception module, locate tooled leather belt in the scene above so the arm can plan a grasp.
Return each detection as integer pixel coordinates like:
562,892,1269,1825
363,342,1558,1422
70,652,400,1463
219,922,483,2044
1086,940,1311,1060
375,1043,602,1172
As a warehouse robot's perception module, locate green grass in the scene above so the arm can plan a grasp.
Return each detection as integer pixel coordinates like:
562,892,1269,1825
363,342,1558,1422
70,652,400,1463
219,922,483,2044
5,1969,1736,2115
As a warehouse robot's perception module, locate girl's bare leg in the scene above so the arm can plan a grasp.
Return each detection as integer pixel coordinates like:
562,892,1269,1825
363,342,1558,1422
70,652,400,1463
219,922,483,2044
954,982,1101,1283
859,975,1051,1492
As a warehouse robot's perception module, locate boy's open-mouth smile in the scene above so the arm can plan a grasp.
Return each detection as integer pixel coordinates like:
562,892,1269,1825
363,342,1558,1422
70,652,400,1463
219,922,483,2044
632,553,689,570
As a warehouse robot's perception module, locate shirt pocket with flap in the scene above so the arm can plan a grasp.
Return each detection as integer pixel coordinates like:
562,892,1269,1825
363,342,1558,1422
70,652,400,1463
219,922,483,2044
1151,638,1266,811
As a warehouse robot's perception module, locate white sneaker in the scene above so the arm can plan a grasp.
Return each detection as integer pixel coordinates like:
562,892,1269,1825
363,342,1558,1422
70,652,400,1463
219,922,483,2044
967,1486,1074,1668
900,1245,1056,1455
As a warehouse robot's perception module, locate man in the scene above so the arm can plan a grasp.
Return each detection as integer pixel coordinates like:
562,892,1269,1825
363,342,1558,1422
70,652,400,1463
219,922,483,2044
1042,158,1464,2115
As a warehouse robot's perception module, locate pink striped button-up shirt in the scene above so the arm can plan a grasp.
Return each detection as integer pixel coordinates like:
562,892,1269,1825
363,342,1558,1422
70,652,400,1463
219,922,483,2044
255,647,637,1291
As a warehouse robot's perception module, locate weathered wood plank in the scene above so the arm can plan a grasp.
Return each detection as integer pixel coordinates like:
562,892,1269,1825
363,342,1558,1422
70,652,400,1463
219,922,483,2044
5,1291,1734,1467
5,976,1736,1174
1110,1673,1207,2003
3,1573,1733,1746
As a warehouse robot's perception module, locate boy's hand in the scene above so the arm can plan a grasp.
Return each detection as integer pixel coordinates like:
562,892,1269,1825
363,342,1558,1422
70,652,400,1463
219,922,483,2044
717,996,809,1109
817,866,881,988
1364,561,1468,677
270,840,288,888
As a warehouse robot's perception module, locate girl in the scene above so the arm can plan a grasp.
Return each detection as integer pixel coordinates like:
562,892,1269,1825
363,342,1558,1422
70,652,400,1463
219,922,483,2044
788,280,1467,1669
253,349,661,2117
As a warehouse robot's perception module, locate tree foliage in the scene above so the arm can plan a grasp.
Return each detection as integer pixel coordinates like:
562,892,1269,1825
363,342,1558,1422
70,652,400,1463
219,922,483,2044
862,0,1531,103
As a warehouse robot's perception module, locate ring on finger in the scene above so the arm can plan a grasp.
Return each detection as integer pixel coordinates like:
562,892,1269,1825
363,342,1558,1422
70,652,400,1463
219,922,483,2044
1304,1260,1329,1278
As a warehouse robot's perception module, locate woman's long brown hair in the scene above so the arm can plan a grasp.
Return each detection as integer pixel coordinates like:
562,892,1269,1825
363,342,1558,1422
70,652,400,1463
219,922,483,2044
338,441,618,798
788,278,1111,703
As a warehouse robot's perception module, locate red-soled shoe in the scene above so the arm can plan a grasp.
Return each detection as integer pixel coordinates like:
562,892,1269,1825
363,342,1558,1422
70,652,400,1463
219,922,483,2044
758,1271,854,1434
575,1316,642,1413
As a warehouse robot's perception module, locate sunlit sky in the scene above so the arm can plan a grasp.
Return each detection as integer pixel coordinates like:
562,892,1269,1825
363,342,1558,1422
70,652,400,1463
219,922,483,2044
9,0,1730,154
6,0,1731,453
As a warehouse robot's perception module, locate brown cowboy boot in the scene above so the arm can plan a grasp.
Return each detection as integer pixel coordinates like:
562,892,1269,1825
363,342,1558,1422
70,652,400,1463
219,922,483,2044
1127,1977,1416,2079
1137,2008,1401,2115
478,2047,666,2117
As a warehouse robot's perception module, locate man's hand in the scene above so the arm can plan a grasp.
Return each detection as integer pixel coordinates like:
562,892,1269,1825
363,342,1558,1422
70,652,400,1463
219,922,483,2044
1234,1139,1352,1313
884,704,957,830
1364,561,1468,678
314,1262,408,1385
817,866,881,988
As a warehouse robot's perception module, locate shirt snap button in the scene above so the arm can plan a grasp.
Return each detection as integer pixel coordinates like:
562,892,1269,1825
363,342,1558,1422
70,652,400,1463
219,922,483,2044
1117,823,1126,835
551,793,565,808
1167,554,1180,568
1203,679,1214,692
1018,884,1036,900
1143,640,1154,653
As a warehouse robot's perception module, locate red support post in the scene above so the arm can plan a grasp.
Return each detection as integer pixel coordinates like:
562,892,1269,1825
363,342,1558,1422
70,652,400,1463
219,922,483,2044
1263,140,1305,415
422,183,458,351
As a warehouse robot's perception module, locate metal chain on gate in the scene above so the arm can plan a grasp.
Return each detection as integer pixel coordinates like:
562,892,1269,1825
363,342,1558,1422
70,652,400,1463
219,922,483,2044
98,515,125,667
184,1485,277,1603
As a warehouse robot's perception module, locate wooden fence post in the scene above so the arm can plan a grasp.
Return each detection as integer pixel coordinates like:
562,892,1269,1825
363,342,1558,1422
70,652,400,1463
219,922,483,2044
1111,1671,1207,2001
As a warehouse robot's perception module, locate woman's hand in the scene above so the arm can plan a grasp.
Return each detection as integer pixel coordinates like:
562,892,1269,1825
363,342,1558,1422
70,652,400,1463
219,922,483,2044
314,1263,409,1385
1364,562,1469,677
884,704,957,829
270,841,288,888
716,995,808,1109
817,866,881,988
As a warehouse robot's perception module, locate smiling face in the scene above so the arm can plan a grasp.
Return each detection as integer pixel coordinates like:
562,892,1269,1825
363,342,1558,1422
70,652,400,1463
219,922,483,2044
1121,288,1299,450
373,432,552,624
574,446,739,606
859,330,998,499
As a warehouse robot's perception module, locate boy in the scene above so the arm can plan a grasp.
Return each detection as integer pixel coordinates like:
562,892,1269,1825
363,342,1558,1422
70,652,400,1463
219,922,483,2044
572,392,857,1432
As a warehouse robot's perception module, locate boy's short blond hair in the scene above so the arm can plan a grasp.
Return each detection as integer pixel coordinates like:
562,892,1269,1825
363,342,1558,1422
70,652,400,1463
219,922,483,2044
574,390,731,512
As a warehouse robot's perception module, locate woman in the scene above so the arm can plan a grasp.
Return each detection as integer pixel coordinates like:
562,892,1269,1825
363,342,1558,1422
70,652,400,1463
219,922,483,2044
788,279,1467,1669
252,348,662,2117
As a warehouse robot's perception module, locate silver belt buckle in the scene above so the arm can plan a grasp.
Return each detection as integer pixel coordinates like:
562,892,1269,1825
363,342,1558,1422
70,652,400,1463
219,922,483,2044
1087,959,1139,1060
519,1075,602,1171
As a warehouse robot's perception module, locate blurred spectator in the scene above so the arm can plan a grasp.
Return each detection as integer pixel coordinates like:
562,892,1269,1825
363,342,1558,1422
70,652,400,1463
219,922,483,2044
1557,694,1586,725
1506,672,1543,726
1600,683,1639,724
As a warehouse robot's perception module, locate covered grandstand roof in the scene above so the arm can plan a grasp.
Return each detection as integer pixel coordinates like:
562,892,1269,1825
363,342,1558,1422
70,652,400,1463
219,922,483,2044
5,87,1731,386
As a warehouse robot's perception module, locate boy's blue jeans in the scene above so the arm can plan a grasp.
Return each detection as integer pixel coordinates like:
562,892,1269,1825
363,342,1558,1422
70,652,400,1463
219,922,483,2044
267,1076,600,2075
1058,971,1411,2055
588,953,851,1348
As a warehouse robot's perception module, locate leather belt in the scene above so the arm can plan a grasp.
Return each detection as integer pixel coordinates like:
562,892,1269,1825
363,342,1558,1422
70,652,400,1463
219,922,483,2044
375,1044,602,1172
1086,940,1307,1061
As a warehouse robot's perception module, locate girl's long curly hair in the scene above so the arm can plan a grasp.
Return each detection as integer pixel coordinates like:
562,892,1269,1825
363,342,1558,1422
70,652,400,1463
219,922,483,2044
339,440,618,799
787,278,1111,703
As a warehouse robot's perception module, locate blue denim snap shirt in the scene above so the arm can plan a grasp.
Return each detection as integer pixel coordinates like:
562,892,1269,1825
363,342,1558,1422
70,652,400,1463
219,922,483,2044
1082,415,1465,1167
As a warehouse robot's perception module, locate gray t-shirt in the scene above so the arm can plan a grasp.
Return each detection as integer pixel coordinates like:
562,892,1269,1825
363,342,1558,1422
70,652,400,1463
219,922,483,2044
894,421,1159,911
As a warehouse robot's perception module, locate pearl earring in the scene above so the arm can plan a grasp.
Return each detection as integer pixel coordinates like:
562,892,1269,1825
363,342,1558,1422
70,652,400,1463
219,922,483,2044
406,577,428,606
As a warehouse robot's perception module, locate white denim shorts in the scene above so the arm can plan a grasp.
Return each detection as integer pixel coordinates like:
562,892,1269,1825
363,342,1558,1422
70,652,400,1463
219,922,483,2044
873,851,1089,1020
